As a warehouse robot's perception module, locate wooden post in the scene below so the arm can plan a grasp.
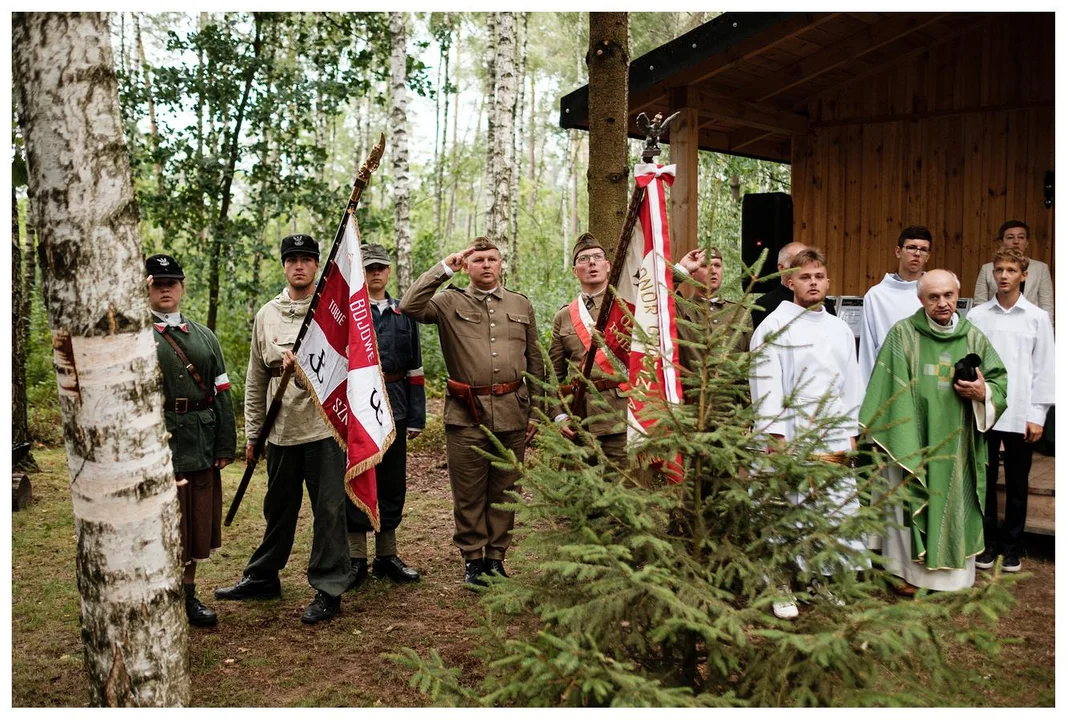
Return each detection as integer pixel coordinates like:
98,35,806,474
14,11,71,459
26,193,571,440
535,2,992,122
669,107,699,259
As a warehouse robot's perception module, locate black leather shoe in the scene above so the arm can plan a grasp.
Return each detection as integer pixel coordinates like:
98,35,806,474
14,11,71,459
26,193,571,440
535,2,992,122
301,591,341,624
346,558,369,592
184,584,217,627
214,573,281,600
373,555,421,583
463,559,487,589
485,558,509,578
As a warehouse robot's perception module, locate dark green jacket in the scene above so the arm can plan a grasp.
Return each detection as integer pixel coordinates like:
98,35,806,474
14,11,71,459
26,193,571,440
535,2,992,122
153,316,237,473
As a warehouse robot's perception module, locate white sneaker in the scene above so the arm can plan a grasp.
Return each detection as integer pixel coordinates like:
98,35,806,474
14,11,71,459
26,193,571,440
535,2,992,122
772,585,799,619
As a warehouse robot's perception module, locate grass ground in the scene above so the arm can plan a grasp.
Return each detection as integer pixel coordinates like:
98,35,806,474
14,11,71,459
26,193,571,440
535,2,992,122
10,420,1056,707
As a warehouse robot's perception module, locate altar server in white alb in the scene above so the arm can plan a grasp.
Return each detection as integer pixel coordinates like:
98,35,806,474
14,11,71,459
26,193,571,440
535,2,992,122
749,248,865,617
858,225,932,381
967,247,1055,574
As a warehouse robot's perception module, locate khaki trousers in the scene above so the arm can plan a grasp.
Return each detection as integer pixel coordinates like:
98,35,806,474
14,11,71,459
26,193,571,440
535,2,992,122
445,424,526,561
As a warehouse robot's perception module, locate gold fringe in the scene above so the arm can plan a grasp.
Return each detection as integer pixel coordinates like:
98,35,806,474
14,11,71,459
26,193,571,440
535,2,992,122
294,362,397,533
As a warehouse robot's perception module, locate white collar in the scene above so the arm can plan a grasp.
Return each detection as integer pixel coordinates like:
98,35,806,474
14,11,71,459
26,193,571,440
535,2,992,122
925,311,958,333
152,310,183,326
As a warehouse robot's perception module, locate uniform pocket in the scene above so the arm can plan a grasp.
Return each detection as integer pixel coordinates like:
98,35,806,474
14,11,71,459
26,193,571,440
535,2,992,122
453,309,483,338
507,312,530,340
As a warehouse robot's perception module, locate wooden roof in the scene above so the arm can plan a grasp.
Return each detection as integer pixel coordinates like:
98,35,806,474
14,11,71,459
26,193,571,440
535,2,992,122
559,11,994,163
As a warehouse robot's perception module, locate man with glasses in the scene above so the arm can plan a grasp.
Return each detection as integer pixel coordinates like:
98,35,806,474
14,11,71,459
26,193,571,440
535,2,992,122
858,225,932,382
549,233,628,469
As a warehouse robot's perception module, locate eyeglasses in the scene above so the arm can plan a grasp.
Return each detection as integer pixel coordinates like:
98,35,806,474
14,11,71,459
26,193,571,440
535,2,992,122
575,251,606,265
902,245,930,255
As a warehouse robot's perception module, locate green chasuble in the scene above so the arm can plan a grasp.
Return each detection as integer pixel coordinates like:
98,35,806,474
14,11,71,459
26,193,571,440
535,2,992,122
860,309,1007,570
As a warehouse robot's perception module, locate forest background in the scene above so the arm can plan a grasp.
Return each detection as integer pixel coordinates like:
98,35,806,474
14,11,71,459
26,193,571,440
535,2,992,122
12,10,789,453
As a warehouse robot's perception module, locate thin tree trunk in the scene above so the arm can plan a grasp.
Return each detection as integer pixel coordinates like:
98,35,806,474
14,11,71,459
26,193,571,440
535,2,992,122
483,12,498,241
434,14,452,238
206,14,263,331
491,12,516,279
390,12,413,292
527,71,537,216
13,11,189,707
445,40,461,241
570,130,580,237
134,13,164,200
12,187,33,467
586,12,630,252
509,12,526,280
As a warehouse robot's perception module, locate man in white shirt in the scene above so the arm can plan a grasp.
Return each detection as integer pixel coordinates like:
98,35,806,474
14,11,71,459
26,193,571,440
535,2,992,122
968,248,1055,573
973,220,1054,322
749,248,865,619
858,225,931,381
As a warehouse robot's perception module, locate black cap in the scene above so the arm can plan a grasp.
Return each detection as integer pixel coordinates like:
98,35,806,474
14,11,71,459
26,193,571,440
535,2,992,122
145,254,185,280
280,234,320,261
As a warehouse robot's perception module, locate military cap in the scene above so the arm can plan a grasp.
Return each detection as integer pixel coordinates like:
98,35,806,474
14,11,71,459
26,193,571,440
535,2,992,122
572,232,606,264
145,253,185,280
470,236,499,253
707,246,722,260
361,243,392,267
280,234,320,261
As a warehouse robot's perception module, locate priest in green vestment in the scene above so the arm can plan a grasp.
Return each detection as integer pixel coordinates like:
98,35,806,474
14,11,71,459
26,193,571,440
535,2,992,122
860,270,1007,592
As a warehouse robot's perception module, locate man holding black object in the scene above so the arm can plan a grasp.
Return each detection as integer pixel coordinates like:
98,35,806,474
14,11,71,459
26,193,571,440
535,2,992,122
215,234,350,625
860,269,1008,593
968,248,1055,573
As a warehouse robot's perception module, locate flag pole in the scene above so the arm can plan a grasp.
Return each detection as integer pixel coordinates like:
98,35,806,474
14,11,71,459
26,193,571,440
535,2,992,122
226,133,386,526
569,112,678,416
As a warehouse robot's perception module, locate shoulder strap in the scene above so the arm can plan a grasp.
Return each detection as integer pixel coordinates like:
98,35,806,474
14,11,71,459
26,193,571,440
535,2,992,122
159,327,212,400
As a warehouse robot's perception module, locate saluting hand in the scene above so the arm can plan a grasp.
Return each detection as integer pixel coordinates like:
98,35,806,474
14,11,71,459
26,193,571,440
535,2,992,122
444,247,475,273
680,248,706,274
953,368,988,402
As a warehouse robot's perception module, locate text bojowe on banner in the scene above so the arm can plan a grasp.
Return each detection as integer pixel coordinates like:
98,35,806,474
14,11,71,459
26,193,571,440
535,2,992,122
613,163,684,483
295,212,395,531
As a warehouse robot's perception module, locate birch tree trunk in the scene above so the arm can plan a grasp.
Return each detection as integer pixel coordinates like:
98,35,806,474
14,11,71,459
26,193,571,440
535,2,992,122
587,12,630,252
12,12,189,707
509,12,527,280
134,13,164,202
483,12,498,242
12,187,32,466
490,12,516,278
389,11,412,293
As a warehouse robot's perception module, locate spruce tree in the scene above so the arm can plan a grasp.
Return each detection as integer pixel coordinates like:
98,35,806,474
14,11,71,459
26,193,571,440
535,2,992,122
392,268,1017,707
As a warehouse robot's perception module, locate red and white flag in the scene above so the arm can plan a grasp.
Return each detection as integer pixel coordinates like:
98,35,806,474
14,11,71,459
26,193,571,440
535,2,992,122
611,163,684,482
295,212,395,531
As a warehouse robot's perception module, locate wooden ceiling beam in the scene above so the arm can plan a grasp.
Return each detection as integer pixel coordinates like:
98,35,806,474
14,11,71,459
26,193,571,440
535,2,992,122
728,127,774,151
674,86,809,135
740,12,953,103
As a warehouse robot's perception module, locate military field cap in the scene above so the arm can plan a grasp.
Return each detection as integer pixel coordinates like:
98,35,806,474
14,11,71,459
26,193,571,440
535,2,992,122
470,236,499,253
572,232,606,264
361,243,392,267
145,253,185,280
280,234,320,261
707,246,722,260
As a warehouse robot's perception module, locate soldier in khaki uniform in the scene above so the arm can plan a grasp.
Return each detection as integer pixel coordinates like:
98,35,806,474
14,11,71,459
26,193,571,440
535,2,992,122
674,247,753,381
400,238,545,588
549,233,628,468
215,234,350,625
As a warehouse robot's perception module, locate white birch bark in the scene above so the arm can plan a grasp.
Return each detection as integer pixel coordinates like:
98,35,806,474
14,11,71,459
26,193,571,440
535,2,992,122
509,12,527,280
12,12,190,707
491,12,516,278
483,12,498,243
389,12,412,292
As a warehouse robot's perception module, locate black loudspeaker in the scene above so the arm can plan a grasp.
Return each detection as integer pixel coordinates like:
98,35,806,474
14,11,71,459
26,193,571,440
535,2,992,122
741,192,793,293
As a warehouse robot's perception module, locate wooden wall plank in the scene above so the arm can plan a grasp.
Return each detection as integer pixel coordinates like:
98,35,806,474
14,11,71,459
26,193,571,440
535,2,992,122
942,115,965,282
825,126,846,292
861,123,884,289
844,124,864,293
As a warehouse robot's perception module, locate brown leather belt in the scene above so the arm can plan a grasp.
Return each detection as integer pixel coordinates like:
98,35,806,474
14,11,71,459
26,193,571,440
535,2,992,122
810,452,850,466
446,378,523,424
165,397,213,413
560,378,620,395
383,371,406,383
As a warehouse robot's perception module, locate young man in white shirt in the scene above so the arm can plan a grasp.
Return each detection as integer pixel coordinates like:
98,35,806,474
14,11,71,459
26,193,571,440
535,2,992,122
858,225,931,381
968,248,1056,573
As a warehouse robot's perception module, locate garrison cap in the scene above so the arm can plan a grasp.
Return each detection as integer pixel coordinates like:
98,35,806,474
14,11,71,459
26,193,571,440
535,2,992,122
280,234,320,261
361,243,392,267
470,236,499,253
145,253,185,280
707,246,722,260
572,232,606,264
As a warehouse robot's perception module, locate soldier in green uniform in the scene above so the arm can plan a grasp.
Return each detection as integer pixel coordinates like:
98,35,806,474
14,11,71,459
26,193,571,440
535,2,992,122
674,247,753,380
146,254,237,627
549,233,628,469
400,238,545,588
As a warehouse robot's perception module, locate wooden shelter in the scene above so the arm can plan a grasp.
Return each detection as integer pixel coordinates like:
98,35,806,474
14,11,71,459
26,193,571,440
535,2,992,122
560,12,1055,297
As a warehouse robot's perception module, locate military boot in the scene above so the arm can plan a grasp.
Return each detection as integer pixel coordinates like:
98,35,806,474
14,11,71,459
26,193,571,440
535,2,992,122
184,583,218,627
